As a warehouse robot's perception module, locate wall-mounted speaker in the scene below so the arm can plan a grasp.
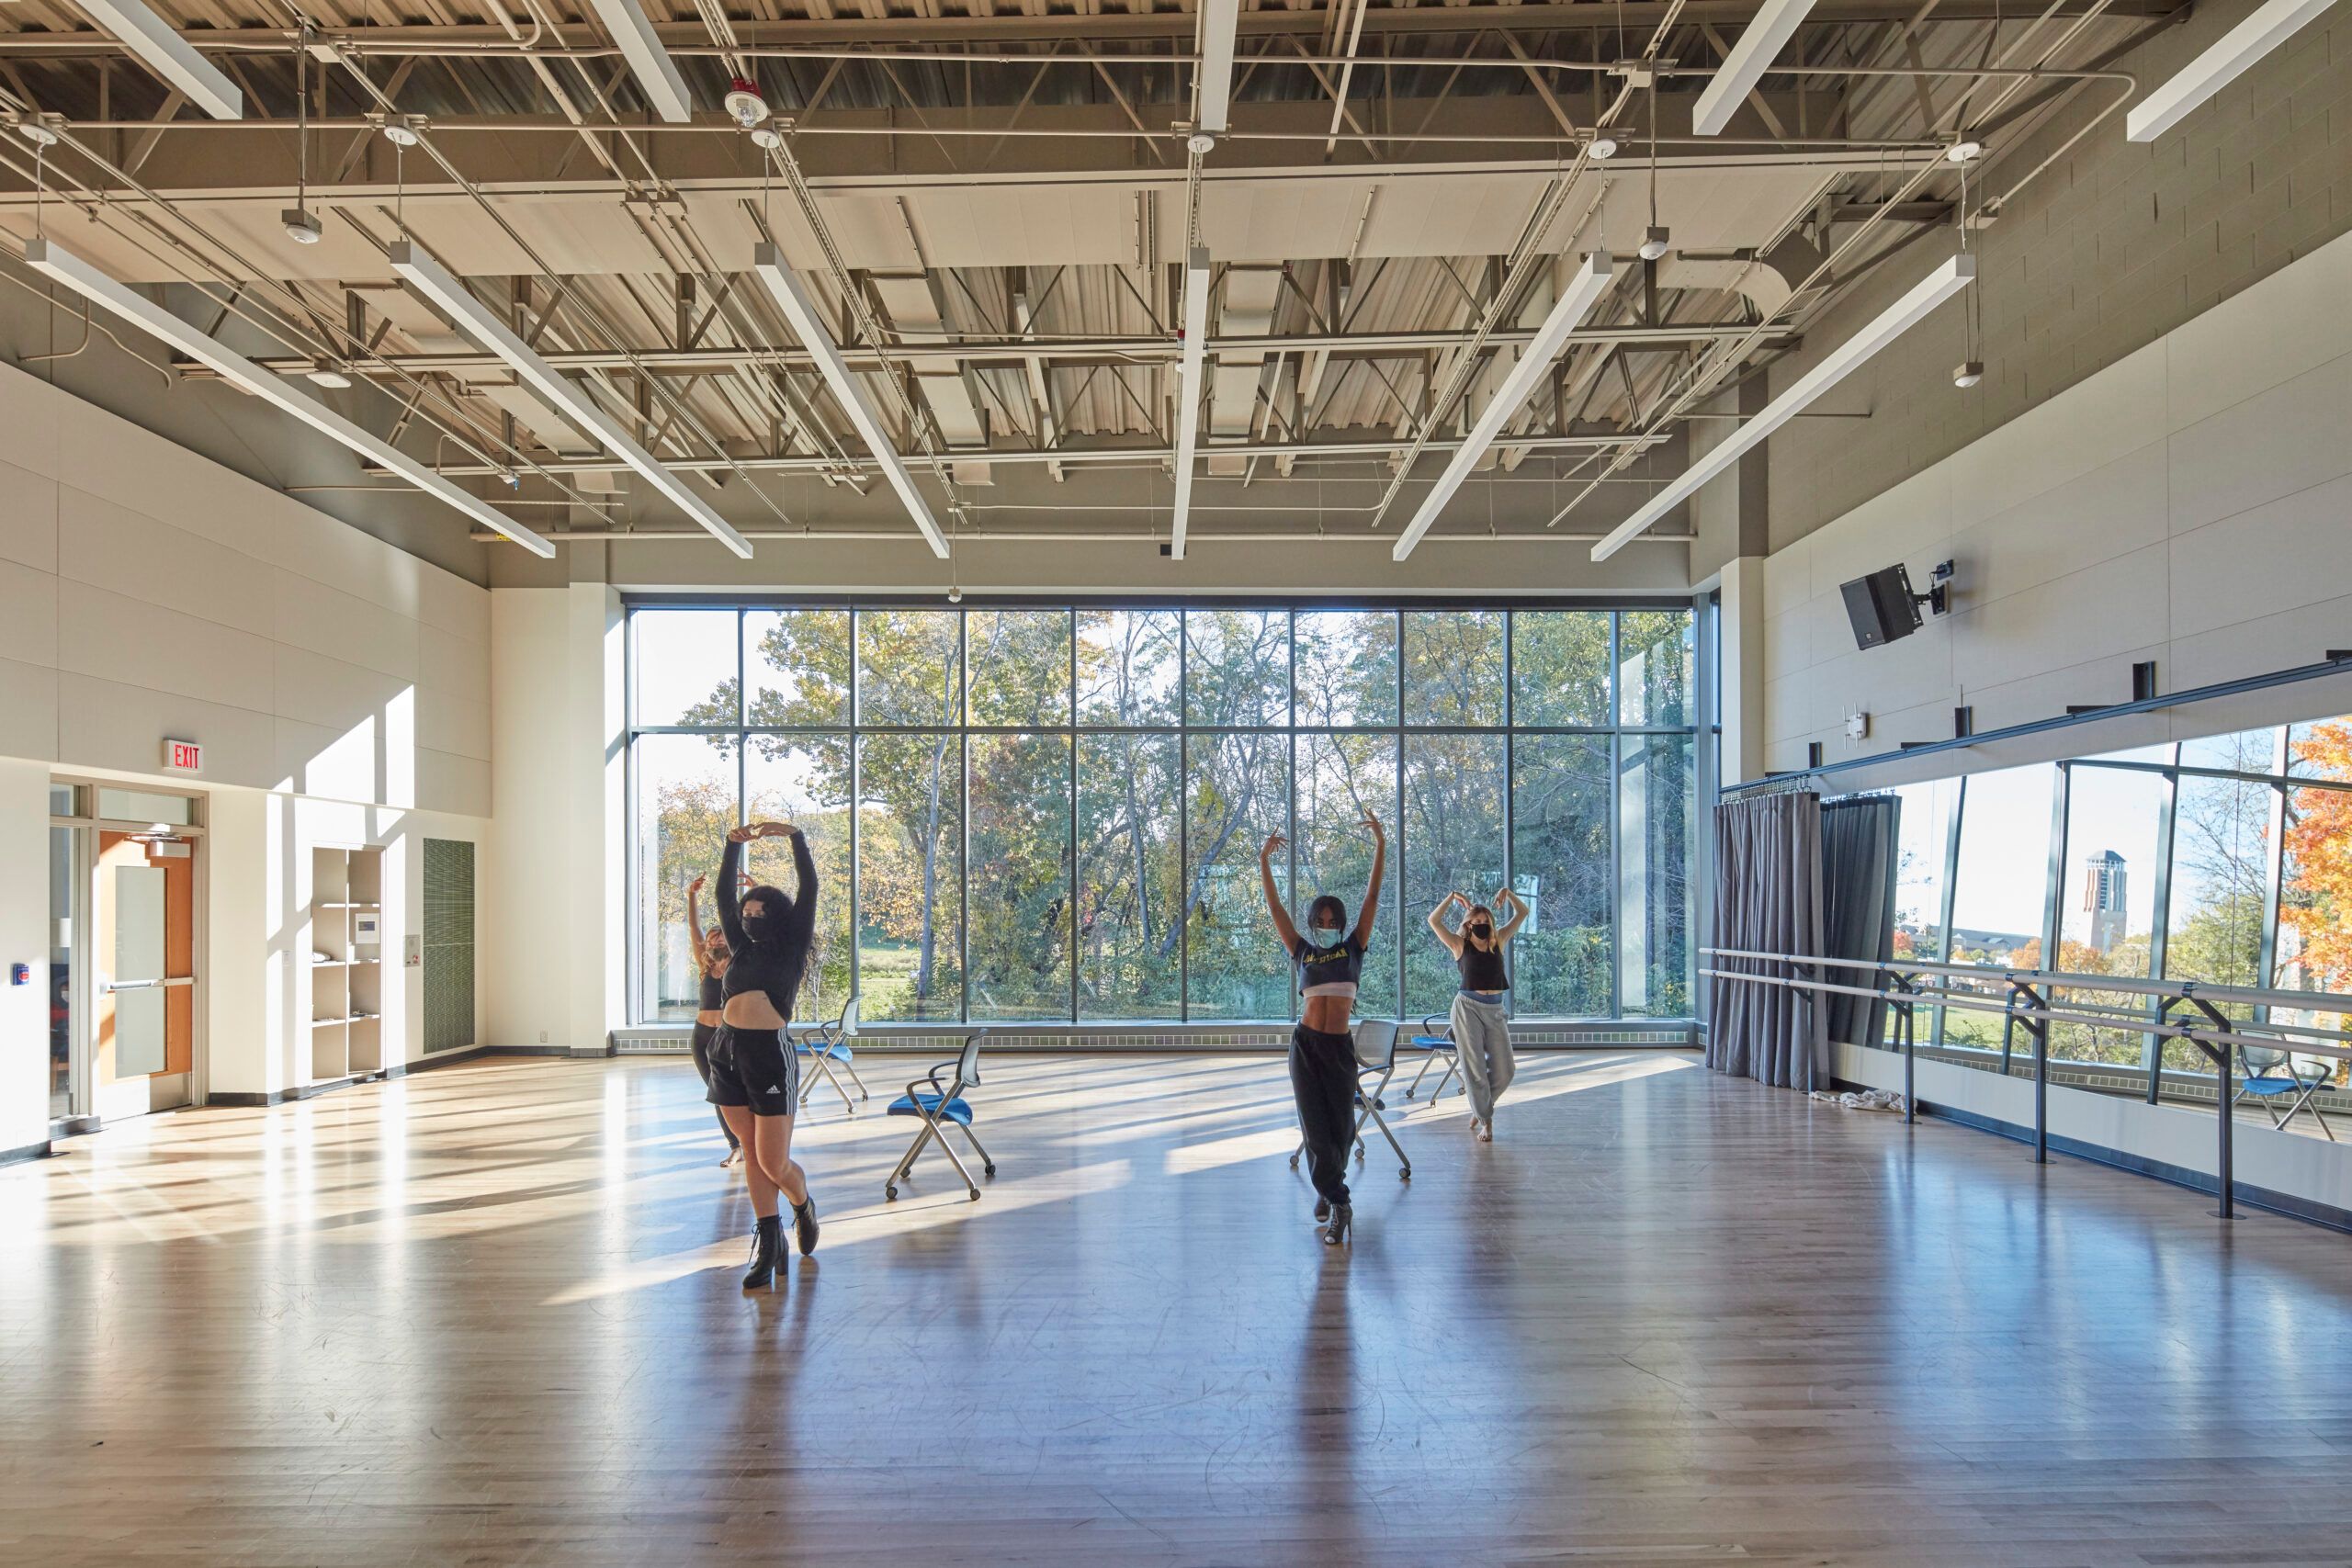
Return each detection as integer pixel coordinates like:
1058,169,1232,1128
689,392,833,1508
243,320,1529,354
1840,564,1924,650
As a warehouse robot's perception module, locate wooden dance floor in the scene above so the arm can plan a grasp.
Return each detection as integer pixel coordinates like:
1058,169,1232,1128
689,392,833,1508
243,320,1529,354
6,1050,2352,1565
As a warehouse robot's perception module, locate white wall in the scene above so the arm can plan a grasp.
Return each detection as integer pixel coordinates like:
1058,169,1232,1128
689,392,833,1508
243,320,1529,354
1761,228,2352,776
0,757,51,1154
1767,0,2352,547
0,362,491,810
0,360,494,1132
481,582,623,1053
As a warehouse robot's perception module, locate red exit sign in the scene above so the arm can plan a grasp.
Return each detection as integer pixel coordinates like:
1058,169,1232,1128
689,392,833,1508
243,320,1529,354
164,739,203,773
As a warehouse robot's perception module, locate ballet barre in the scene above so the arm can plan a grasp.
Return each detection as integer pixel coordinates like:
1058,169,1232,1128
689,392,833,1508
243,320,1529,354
1700,947,2352,1221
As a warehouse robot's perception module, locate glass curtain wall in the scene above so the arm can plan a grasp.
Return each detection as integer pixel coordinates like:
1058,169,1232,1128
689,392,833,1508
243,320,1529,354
1855,718,2352,1082
628,604,1699,1026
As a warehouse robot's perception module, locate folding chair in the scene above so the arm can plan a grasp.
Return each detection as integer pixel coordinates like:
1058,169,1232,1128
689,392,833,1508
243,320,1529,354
1289,1019,1412,1181
793,996,870,1113
884,1031,997,1201
2235,1036,2337,1142
1402,1014,1463,1102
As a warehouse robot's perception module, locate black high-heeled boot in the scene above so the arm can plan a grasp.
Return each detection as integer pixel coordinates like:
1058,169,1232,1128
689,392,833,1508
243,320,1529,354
1320,1203,1352,1247
791,1194,820,1257
741,1214,781,1289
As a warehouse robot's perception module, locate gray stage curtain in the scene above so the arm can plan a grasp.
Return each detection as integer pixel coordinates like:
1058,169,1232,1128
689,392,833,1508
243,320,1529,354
1705,791,1826,1089
1820,795,1901,1048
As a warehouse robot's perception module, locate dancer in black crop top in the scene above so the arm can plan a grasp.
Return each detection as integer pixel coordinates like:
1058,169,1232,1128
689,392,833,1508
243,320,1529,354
1427,888,1528,1142
707,822,822,1288
684,874,742,1166
1261,811,1385,1247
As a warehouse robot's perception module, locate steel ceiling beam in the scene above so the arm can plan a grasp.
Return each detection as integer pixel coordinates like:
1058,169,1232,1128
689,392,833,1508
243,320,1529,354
179,322,1793,380
404,427,1672,479
0,0,2173,57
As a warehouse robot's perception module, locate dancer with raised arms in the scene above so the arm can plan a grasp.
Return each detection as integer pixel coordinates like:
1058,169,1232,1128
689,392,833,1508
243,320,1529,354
709,820,822,1289
1261,812,1385,1247
1426,888,1527,1142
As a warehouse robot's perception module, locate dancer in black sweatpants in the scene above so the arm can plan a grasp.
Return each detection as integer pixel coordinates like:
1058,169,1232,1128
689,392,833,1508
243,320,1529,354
1259,812,1385,1247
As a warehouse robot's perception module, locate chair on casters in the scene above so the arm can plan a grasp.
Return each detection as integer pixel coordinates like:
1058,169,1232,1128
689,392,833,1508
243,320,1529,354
1289,1019,1411,1181
885,1031,996,1201
2234,1032,2337,1141
794,996,870,1113
1402,1014,1462,1102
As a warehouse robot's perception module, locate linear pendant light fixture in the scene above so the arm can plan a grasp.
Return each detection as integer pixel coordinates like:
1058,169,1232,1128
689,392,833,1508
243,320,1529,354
580,0,695,124
24,237,554,556
389,241,752,557
1195,0,1241,136
1392,250,1617,561
1169,245,1214,561
1690,0,1817,136
1589,251,1975,562
2125,0,2341,141
750,243,951,559
70,0,243,118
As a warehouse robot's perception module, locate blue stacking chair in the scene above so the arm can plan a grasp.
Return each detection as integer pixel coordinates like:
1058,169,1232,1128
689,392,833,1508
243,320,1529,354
794,995,870,1113
1289,1019,1411,1181
2234,1035,2337,1141
1402,1014,1463,1102
885,1031,996,1201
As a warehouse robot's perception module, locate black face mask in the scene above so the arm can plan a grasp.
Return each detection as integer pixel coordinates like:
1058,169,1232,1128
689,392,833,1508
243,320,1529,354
1469,924,1491,941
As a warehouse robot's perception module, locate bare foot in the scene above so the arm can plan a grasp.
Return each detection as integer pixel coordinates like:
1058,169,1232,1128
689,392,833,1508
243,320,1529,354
1476,1120,1494,1144
721,1146,742,1168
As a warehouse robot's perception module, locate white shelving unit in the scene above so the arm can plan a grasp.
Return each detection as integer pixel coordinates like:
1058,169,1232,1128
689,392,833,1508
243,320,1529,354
310,845,386,1084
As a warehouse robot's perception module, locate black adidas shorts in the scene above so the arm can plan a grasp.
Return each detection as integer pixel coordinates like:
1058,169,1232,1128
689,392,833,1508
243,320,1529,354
706,1025,799,1117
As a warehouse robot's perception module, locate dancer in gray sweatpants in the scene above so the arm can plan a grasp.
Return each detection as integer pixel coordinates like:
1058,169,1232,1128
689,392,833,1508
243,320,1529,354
1427,889,1529,1141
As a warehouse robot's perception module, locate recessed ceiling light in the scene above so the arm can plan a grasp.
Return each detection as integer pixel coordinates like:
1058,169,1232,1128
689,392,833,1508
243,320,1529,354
306,360,353,389
283,208,323,245
1945,140,1984,163
1952,360,1984,389
1639,225,1671,261
1589,135,1620,160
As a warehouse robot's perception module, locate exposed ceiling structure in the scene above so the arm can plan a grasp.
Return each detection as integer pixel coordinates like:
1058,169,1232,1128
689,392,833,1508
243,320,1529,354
0,0,2180,564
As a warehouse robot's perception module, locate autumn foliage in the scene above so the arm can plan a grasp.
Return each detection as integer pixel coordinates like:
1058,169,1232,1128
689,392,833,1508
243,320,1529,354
2281,720,2352,989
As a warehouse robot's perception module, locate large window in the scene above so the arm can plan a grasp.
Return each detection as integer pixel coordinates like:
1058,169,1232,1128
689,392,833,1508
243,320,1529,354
1845,716,2352,1087
628,604,1700,1025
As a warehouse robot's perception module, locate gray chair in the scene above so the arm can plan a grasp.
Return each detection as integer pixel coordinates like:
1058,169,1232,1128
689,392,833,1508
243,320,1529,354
1290,1018,1411,1181
884,1031,996,1201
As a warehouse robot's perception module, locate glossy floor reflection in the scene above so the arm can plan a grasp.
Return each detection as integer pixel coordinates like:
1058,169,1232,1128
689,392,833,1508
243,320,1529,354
6,1050,2351,1566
